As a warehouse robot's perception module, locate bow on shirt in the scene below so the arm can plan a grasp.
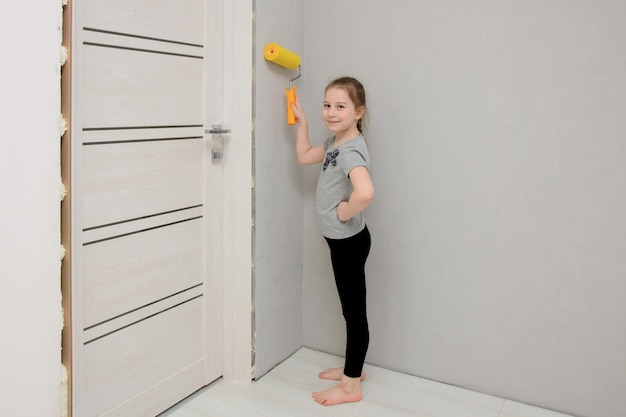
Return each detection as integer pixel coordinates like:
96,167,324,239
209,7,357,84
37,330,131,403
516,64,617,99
323,149,339,171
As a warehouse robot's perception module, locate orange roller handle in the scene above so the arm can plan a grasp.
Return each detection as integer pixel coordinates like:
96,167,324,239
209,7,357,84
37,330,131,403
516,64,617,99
286,86,297,125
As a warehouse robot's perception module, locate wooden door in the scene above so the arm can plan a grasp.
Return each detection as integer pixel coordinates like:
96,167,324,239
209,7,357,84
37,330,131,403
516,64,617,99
70,1,222,415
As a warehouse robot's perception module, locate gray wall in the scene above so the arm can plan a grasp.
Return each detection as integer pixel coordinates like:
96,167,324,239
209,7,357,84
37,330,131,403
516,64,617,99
300,2,626,417
253,0,304,378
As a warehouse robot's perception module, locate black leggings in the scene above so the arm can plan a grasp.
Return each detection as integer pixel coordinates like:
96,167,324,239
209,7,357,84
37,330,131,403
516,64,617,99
324,225,371,378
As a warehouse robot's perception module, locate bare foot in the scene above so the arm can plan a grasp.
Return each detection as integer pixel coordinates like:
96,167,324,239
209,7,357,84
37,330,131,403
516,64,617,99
312,375,362,406
318,367,366,381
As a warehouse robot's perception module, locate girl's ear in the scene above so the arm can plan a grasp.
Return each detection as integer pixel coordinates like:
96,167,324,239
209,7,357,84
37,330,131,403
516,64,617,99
355,106,365,120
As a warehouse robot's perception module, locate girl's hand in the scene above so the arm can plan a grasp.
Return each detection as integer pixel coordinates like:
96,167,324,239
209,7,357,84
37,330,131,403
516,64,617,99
337,201,350,222
290,94,307,124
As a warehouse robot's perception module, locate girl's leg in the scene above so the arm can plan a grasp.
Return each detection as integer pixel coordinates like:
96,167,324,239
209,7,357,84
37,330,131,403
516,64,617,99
330,225,370,378
313,226,371,406
318,368,366,381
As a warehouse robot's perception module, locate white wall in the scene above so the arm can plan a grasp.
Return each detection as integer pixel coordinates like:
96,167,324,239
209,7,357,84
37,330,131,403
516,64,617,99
0,2,63,417
253,0,305,378
301,2,626,417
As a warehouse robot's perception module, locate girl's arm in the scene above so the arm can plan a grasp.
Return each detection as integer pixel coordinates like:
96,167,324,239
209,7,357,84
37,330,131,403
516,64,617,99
337,166,374,221
291,97,325,165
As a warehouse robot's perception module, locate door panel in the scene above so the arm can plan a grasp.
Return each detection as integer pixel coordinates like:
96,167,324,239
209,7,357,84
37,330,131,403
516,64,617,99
82,43,203,127
82,298,205,417
83,216,203,327
81,138,203,228
84,0,204,45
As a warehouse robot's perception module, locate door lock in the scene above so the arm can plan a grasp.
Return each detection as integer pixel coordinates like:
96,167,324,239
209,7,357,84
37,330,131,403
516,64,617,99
211,148,223,161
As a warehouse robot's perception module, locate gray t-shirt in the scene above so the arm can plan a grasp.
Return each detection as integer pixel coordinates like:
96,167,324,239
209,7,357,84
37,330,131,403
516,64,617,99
316,135,370,239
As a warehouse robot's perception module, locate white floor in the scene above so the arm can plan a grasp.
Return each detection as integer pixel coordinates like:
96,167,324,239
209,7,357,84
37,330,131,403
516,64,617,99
159,348,574,417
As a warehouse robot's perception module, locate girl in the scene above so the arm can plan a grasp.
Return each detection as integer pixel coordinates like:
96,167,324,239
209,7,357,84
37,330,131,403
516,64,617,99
290,77,374,406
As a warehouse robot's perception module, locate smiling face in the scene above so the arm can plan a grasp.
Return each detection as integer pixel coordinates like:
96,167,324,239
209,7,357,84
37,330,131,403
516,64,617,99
322,87,364,142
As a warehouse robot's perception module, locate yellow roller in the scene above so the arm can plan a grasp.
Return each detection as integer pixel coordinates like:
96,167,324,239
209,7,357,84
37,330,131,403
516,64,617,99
264,43,302,125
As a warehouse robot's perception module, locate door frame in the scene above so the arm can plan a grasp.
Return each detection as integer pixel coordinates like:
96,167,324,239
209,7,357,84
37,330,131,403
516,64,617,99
210,0,253,382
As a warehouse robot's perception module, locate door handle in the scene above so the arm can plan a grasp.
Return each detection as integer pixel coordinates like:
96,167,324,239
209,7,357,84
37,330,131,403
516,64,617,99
205,124,231,135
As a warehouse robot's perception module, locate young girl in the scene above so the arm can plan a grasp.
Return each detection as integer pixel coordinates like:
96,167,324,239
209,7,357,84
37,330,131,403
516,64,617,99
290,76,374,406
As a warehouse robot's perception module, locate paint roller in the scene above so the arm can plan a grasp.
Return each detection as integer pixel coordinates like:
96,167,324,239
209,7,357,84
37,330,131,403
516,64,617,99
263,43,301,125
